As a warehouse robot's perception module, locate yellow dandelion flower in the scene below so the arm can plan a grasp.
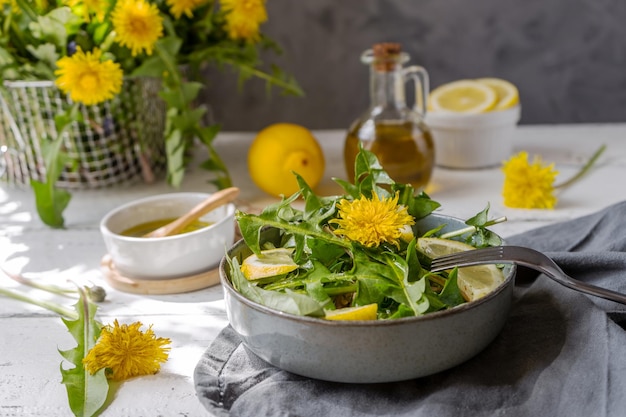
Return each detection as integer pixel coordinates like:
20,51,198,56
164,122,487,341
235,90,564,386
502,151,559,209
167,0,207,19
112,0,163,56
331,192,415,248
54,47,123,106
64,0,109,22
221,0,267,43
83,320,171,381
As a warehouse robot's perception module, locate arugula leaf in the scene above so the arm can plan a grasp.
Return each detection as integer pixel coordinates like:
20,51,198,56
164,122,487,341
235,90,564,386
236,198,349,257
227,256,325,317
307,238,348,268
303,262,337,309
59,290,108,417
384,253,429,315
353,277,393,308
334,144,394,200
396,188,441,220
405,239,425,283
464,204,503,248
296,173,339,225
437,204,505,248
437,268,465,307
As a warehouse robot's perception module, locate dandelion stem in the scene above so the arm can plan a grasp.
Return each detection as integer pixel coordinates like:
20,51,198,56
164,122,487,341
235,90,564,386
0,287,78,319
555,145,606,190
2,266,76,297
1,266,107,302
440,216,507,240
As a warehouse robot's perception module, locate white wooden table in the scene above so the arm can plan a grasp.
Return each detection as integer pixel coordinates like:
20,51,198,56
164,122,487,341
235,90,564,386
1,124,625,416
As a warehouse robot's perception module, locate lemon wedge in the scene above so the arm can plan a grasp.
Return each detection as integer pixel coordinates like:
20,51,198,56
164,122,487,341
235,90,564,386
325,303,378,321
475,78,519,110
416,238,505,302
428,80,497,114
240,248,299,280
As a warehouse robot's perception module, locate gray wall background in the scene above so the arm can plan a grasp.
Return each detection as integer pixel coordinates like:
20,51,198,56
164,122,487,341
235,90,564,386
203,0,626,131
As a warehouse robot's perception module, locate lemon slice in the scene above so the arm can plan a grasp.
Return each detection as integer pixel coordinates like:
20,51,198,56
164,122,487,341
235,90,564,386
428,80,497,114
325,303,378,321
416,237,505,302
240,248,299,280
475,78,519,110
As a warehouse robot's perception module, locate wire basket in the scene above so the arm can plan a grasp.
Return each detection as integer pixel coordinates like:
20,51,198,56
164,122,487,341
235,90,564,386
0,77,167,189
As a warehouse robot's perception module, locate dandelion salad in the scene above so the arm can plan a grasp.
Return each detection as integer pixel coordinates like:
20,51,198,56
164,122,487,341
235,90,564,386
227,146,508,320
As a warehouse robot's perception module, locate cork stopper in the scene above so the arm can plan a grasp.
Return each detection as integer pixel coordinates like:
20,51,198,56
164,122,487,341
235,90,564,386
372,42,402,71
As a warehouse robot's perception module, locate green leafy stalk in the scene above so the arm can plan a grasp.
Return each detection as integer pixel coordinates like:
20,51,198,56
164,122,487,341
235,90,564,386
440,216,507,240
1,266,107,302
227,60,304,96
555,144,606,190
59,288,109,417
147,38,233,189
0,286,78,319
30,105,78,228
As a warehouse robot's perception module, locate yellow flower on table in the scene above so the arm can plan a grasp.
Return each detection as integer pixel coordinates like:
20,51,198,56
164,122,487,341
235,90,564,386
54,47,124,106
502,151,559,209
112,0,164,56
332,192,415,248
83,320,171,381
221,0,268,42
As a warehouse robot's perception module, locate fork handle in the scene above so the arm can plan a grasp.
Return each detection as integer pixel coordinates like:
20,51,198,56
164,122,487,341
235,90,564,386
518,261,626,306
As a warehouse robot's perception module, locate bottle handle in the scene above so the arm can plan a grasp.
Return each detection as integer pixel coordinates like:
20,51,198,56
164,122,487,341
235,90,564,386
403,65,429,116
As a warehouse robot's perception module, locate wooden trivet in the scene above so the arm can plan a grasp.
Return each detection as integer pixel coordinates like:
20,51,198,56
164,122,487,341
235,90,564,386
100,254,221,295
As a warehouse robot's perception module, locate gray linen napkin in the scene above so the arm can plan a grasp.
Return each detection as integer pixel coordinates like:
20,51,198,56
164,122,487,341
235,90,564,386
194,201,626,417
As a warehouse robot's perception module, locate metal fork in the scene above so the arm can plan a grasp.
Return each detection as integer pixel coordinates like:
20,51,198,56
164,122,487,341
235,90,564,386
430,245,626,305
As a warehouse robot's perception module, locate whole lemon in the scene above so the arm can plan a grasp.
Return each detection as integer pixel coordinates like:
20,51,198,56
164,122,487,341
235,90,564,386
248,123,325,197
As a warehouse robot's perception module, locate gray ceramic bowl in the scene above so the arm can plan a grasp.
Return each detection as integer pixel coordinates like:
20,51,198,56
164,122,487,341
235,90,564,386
219,213,515,383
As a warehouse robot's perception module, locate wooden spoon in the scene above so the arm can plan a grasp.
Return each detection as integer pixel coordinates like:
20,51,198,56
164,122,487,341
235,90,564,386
144,187,240,238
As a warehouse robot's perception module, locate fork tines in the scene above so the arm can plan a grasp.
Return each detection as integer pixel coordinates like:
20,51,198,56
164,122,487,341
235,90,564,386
429,246,506,272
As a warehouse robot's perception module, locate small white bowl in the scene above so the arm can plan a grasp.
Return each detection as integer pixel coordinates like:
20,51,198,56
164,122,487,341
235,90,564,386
100,192,236,279
426,105,521,169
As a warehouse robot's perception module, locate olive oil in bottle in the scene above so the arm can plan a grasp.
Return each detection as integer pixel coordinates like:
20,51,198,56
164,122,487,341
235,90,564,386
343,43,435,190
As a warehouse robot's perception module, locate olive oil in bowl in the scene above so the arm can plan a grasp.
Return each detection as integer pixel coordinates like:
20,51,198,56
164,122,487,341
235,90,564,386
121,219,213,237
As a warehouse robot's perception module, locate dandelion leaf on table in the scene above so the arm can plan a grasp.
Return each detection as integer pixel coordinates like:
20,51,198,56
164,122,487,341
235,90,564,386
59,293,108,417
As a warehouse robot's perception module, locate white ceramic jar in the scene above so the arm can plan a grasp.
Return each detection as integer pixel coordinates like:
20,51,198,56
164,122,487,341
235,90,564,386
426,105,521,169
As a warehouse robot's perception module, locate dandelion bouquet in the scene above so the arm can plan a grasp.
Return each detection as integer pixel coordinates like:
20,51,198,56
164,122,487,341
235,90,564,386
0,0,301,227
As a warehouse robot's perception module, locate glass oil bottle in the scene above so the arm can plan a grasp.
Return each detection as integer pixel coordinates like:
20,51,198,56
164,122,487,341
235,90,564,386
344,43,435,190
